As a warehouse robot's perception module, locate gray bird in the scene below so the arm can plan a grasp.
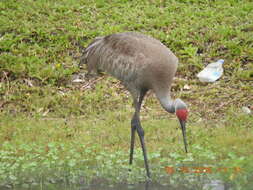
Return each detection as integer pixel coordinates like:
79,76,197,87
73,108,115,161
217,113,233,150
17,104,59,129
80,32,189,178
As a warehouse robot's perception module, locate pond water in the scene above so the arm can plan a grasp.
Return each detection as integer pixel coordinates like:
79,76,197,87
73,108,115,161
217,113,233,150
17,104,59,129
1,179,227,190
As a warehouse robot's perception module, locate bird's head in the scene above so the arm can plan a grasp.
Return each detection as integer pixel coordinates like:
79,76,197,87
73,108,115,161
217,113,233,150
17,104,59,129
174,99,188,153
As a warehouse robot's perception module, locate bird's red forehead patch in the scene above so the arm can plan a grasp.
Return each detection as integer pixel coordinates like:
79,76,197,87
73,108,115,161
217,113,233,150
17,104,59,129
176,109,188,121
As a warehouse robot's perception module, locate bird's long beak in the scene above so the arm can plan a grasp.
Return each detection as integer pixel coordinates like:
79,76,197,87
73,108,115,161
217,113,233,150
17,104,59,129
179,120,188,153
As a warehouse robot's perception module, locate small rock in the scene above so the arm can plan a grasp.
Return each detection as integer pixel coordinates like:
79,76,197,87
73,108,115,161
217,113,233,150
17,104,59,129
25,79,33,87
183,84,191,90
58,91,65,96
72,73,86,83
242,106,251,114
72,78,85,83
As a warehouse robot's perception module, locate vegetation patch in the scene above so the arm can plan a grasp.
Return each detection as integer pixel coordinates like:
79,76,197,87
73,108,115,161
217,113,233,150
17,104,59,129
0,0,252,189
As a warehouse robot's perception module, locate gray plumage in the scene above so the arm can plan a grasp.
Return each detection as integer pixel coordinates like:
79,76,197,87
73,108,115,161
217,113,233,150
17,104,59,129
80,32,180,110
80,32,188,178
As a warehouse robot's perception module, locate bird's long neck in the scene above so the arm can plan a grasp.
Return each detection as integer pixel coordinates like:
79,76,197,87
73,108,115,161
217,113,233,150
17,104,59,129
157,95,175,114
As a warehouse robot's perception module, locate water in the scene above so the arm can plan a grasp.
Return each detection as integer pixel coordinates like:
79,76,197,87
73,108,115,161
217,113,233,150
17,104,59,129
0,179,227,190
203,180,225,190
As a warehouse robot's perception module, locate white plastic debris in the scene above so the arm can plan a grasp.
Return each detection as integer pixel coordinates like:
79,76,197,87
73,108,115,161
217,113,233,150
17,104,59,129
197,59,224,82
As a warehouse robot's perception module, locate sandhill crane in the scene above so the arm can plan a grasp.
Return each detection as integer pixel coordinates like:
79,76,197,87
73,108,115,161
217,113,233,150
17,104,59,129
80,32,188,178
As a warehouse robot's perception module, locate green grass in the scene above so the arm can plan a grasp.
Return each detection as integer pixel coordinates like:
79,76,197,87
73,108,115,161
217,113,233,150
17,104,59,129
0,0,253,189
0,111,253,188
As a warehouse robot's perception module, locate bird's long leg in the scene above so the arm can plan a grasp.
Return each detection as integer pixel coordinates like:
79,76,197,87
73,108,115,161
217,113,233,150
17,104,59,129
129,98,137,166
136,116,150,178
129,89,150,177
129,90,147,165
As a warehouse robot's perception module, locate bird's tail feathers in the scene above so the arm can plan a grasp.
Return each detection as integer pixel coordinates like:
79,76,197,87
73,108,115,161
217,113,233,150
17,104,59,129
79,36,104,66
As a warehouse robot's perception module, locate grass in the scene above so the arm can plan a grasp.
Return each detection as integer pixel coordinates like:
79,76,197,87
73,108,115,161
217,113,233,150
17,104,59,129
0,111,253,188
0,0,253,189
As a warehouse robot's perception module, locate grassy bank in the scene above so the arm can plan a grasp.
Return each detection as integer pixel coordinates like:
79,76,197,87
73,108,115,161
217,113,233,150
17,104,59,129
0,111,253,188
0,0,253,189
